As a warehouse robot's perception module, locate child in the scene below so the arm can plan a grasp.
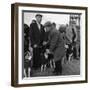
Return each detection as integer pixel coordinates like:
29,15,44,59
24,47,33,77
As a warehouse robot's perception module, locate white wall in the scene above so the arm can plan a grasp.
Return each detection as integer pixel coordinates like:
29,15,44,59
24,12,69,27
0,0,89,90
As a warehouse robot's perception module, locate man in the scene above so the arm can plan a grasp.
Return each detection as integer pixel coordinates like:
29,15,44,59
44,21,65,75
66,22,78,59
71,24,78,59
29,14,45,69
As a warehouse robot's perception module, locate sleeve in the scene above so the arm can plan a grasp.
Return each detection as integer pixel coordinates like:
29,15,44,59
49,32,59,52
41,26,45,42
74,27,78,42
29,24,35,47
66,27,72,43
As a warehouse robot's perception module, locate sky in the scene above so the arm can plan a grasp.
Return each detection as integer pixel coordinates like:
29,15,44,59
24,12,70,29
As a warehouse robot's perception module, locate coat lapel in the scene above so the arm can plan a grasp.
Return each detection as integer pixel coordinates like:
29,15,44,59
35,23,41,36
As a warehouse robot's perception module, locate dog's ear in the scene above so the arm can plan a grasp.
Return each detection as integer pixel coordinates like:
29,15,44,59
44,53,48,59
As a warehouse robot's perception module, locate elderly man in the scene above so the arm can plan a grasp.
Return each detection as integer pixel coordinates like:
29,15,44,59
29,14,45,69
44,21,65,75
66,22,78,59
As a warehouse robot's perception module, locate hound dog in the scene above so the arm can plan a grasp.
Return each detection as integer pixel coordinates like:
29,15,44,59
40,45,55,72
65,43,74,62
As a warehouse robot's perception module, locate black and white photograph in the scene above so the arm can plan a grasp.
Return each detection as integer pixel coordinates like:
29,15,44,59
23,12,81,78
11,3,87,87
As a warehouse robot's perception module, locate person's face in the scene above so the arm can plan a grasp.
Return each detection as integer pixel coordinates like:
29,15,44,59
52,24,56,29
71,24,75,28
36,16,42,23
45,26,52,32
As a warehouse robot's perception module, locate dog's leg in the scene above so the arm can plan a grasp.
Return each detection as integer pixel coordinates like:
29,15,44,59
53,59,55,69
24,69,27,77
69,54,73,62
68,55,71,62
41,65,43,72
28,68,31,77
50,60,53,69
44,64,46,71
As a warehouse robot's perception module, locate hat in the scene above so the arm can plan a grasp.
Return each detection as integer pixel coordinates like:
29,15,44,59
35,14,42,17
44,21,52,27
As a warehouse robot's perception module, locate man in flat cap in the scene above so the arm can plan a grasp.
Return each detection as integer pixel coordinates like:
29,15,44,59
29,14,45,69
35,14,43,17
44,21,65,75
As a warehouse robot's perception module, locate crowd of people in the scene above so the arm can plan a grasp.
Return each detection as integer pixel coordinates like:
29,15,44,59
24,14,80,77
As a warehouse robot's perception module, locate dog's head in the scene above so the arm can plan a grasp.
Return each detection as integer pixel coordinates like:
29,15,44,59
44,52,54,60
47,53,54,60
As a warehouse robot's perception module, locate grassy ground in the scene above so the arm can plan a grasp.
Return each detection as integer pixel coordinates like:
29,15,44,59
30,59,80,77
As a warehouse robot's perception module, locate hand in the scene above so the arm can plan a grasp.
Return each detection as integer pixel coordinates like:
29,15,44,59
65,44,68,48
43,41,47,45
44,52,48,59
46,49,50,54
33,44,37,48
70,39,72,43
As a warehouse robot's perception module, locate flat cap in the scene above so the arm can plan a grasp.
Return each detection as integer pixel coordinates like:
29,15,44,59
44,21,52,27
35,14,43,17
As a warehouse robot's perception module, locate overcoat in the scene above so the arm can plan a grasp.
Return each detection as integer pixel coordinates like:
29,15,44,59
29,22,45,67
29,22,45,47
48,29,65,62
